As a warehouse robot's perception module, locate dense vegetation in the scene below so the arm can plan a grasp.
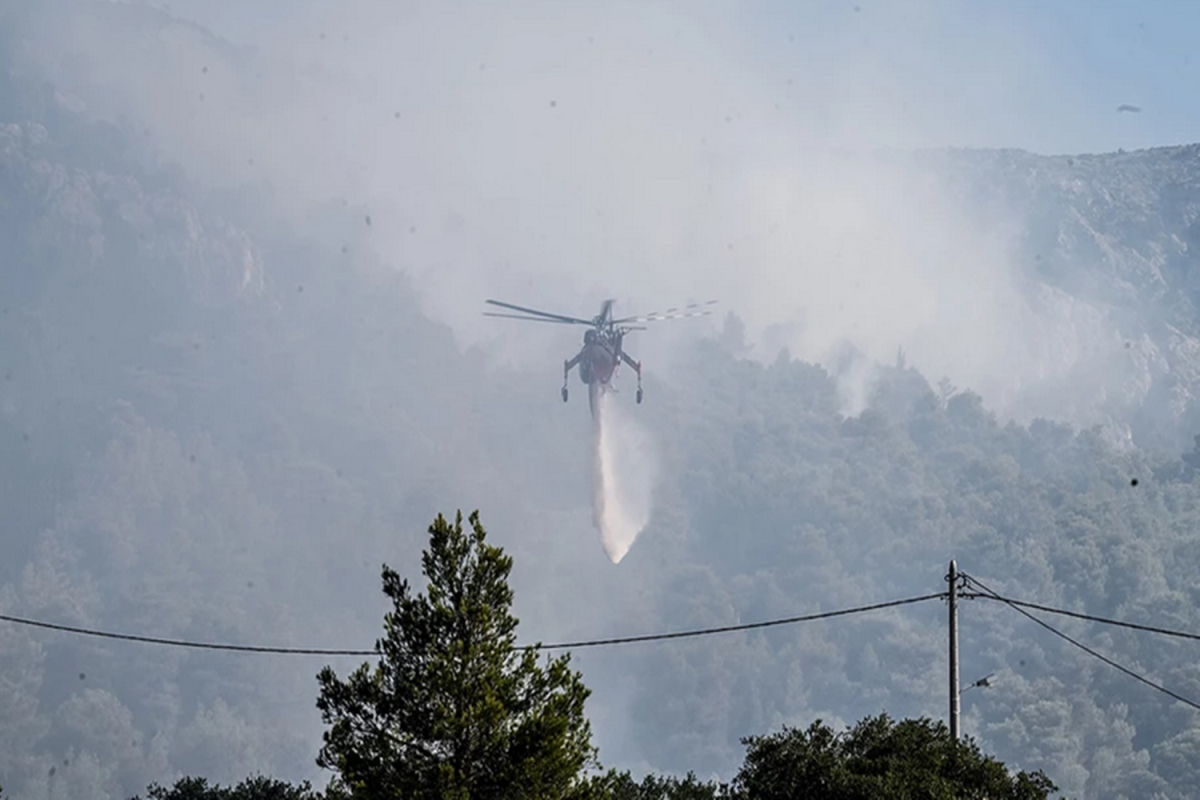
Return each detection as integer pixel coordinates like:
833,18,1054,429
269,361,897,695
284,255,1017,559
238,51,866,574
315,511,596,798
131,512,1058,799
3,4,1200,798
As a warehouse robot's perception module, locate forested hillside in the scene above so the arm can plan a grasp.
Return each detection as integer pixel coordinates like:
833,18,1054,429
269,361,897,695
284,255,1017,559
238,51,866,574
630,342,1200,797
4,3,1200,800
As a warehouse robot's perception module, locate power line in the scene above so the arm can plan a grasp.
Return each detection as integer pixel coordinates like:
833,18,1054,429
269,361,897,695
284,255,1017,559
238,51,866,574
0,613,376,656
962,594,1200,644
12,572,1200,713
0,593,947,657
526,593,947,650
962,575,1200,712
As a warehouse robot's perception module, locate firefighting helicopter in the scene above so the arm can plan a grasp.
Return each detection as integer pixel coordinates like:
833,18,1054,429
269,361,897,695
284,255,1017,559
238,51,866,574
484,297,717,416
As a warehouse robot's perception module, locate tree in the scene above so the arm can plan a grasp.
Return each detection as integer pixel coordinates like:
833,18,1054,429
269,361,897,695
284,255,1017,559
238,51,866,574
729,714,1057,800
584,770,727,799
316,510,597,798
130,775,321,799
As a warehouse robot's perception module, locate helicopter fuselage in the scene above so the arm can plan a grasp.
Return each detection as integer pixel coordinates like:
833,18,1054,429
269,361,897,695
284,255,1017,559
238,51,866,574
564,325,640,416
578,330,621,386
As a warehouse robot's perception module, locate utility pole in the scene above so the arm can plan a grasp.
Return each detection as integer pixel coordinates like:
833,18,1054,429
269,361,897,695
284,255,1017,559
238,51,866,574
948,559,960,741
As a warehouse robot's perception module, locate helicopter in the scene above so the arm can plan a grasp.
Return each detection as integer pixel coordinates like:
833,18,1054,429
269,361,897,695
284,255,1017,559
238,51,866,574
484,297,717,416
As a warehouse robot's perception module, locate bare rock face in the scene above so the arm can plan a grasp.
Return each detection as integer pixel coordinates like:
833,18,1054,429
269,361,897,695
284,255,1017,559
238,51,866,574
918,145,1200,452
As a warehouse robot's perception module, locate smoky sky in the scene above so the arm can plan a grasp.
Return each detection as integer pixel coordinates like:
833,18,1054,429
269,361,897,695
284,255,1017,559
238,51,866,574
15,0,1144,423
8,6,1200,797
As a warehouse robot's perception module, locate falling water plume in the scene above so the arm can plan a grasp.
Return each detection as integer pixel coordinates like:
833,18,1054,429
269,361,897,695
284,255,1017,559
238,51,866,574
590,388,656,563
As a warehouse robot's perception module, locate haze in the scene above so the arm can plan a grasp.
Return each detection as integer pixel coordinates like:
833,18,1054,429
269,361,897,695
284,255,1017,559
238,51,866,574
15,0,1184,424
5,2,1200,798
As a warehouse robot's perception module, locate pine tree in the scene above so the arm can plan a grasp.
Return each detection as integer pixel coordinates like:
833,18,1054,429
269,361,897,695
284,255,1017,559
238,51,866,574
316,510,596,799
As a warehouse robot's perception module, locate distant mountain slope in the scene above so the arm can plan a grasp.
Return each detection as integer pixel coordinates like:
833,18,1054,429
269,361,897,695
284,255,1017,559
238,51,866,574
6,4,1200,800
940,145,1200,318
923,145,1200,452
628,344,1200,799
0,22,604,797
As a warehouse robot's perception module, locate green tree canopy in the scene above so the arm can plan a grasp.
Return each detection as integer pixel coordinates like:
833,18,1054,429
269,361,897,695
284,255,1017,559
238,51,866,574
316,510,597,799
584,770,726,800
129,776,320,799
730,714,1057,800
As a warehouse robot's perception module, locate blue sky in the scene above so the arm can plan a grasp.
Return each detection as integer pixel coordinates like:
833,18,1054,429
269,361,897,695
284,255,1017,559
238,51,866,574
158,0,1199,156
725,0,1200,154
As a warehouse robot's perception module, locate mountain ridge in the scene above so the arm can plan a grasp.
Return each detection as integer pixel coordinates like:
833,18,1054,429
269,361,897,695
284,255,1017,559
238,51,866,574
5,5,1200,798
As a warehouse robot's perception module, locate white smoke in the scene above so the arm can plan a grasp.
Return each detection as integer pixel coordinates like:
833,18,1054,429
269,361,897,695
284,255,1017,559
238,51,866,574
590,388,657,564
14,0,1143,430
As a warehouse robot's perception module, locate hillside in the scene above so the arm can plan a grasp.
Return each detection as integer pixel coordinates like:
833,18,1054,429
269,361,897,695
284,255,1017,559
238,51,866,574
923,144,1200,452
5,4,1200,800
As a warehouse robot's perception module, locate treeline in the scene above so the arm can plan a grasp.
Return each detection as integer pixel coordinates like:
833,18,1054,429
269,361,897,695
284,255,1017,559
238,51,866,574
625,339,1200,796
127,512,1058,800
4,19,1200,795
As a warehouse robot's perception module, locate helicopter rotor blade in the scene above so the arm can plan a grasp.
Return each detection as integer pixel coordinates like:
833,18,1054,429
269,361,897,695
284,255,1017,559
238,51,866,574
485,299,593,325
483,312,588,325
613,299,718,324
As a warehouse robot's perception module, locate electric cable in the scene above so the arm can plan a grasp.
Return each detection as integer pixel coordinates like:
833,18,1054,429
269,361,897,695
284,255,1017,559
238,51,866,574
961,574,1200,712
960,594,1200,643
524,593,947,650
0,592,947,656
0,613,376,656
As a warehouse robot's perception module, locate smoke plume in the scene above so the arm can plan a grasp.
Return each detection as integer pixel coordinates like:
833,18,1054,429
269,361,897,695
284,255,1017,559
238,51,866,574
590,388,656,564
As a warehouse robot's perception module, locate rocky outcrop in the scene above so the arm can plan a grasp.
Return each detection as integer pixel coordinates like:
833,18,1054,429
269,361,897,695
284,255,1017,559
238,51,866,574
921,145,1200,452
